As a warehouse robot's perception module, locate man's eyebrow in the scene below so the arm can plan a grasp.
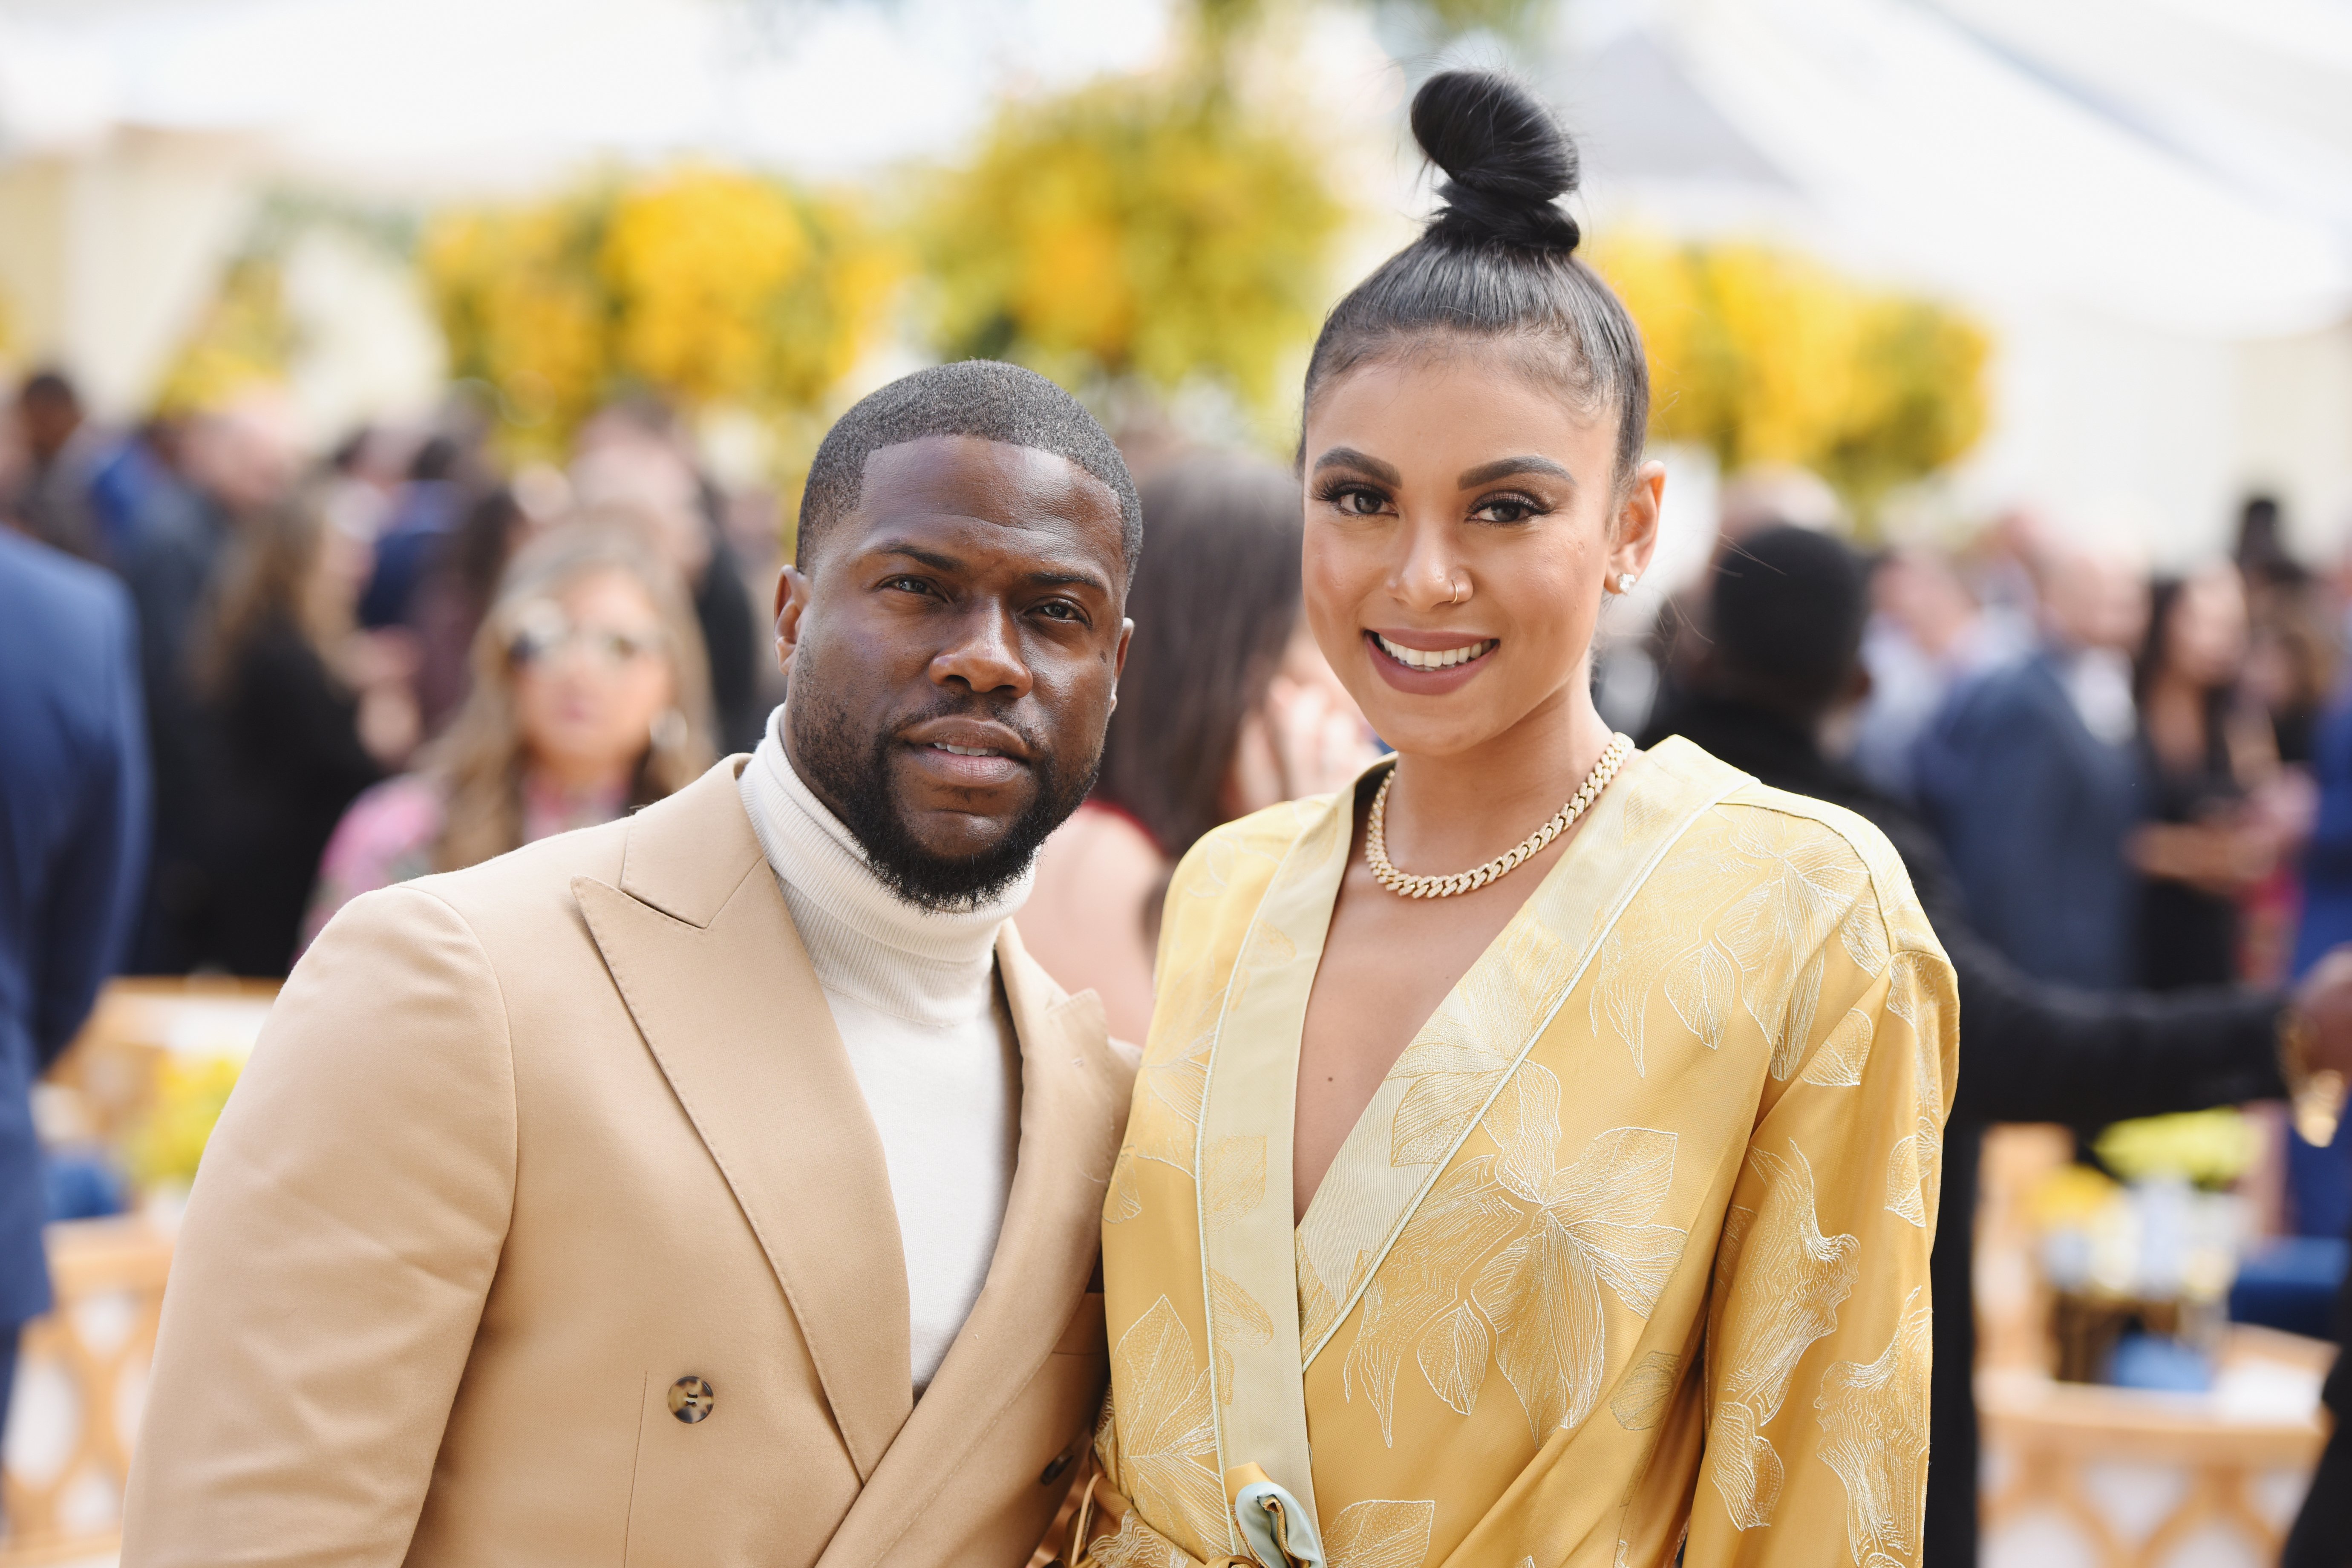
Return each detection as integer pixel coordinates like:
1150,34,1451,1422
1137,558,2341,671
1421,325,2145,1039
1025,568,1113,594
1458,455,1575,489
1311,447,1402,485
864,541,965,573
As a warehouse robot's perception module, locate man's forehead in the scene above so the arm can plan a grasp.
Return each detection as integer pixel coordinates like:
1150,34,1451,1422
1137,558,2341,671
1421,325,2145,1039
856,433,1121,519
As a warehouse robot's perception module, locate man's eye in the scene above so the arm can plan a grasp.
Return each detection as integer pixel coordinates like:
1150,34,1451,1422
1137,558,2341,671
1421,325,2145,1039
1034,601,1081,622
884,576,933,594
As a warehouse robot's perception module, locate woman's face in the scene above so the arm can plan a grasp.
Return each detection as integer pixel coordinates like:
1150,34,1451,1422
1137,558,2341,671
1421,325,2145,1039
509,568,677,783
2166,564,2248,691
1300,350,1661,758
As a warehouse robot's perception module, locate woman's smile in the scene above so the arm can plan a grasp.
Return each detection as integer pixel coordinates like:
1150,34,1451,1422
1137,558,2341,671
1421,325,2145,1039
1366,627,1500,694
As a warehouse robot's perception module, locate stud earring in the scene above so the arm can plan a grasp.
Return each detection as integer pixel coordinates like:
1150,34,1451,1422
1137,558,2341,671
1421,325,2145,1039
1616,572,1639,595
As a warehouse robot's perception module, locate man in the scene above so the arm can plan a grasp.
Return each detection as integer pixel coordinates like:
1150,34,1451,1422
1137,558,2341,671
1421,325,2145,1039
1915,534,2149,988
1645,525,2352,1568
2,369,102,562
0,527,148,1443
122,361,1141,1567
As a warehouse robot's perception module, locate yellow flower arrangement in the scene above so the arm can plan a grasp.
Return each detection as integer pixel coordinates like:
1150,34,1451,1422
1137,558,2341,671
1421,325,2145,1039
1588,234,1989,518
127,1054,246,1192
919,77,1344,420
151,255,300,416
423,165,901,459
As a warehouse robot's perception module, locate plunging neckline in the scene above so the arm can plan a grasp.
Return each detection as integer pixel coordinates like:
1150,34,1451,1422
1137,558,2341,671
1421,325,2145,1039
1290,770,1598,1239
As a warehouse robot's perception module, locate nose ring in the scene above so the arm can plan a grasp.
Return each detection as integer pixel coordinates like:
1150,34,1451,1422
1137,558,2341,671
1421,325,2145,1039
1447,576,1467,605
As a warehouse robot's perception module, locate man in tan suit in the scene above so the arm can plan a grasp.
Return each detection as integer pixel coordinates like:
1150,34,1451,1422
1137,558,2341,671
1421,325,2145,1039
123,362,1143,1567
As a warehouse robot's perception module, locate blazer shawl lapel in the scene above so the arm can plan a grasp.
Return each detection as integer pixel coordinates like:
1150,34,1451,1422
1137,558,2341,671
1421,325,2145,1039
573,760,914,1482
816,922,1127,1568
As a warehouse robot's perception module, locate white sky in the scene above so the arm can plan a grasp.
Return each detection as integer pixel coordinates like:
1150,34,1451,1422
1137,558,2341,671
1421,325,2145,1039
0,0,1180,187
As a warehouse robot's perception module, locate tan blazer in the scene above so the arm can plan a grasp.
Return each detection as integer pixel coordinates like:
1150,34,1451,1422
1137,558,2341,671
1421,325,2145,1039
121,759,1134,1568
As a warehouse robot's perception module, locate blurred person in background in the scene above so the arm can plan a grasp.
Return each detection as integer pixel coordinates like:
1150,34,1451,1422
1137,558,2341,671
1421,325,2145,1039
1644,523,2352,1568
406,484,542,733
124,395,301,972
198,485,419,977
1850,546,2027,801
1917,532,2150,989
2,369,102,562
356,429,479,632
304,521,713,942
1019,453,1374,1040
0,528,147,1466
573,399,764,752
2129,563,2284,990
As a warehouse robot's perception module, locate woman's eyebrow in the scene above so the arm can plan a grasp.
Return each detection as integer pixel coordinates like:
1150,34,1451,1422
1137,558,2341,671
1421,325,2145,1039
1458,455,1575,488
1311,447,1402,485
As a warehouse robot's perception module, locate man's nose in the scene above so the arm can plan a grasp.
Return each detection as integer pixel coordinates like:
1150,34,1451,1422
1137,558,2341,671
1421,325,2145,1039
929,605,1032,695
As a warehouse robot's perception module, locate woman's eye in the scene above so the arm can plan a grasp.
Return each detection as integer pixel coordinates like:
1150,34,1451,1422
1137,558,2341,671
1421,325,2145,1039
1473,495,1543,525
1331,486,1388,516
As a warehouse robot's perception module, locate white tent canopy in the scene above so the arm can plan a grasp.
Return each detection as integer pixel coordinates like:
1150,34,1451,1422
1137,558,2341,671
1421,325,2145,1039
1546,0,2352,556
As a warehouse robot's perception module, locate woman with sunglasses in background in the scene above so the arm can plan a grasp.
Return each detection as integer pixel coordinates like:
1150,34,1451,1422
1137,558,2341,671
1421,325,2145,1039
303,518,715,945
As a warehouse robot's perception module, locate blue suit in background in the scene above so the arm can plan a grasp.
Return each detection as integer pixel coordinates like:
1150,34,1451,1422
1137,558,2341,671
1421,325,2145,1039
1915,651,2143,991
0,529,149,1415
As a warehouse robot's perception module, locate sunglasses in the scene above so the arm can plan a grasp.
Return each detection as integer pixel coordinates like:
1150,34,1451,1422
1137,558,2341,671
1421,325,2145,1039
506,600,666,669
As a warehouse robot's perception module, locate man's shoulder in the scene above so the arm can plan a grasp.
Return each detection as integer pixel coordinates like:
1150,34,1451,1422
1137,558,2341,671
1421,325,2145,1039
0,529,131,650
345,813,637,956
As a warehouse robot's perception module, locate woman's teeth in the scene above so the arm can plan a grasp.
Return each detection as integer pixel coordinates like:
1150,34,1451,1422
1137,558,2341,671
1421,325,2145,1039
931,742,999,757
1375,633,1496,670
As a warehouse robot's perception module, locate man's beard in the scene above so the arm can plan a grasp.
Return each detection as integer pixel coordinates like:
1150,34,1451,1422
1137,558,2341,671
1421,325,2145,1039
790,694,1098,914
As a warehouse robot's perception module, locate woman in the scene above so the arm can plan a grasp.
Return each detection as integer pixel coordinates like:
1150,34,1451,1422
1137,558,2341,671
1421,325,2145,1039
201,487,419,977
2130,563,2282,989
303,520,714,940
1081,73,1956,1568
1023,453,1375,1041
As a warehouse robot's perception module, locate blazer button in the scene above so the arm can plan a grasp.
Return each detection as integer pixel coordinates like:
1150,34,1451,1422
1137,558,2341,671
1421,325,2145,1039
669,1375,715,1424
1040,1448,1075,1485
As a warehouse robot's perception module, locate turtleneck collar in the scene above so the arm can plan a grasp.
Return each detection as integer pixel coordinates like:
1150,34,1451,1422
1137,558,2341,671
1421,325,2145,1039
738,705,1032,1028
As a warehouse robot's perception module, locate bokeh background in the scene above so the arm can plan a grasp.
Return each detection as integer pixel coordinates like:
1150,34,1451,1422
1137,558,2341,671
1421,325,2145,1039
6,3,2352,1565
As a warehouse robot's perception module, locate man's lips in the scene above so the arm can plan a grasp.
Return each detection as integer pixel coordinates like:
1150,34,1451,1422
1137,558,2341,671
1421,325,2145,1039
899,717,1033,789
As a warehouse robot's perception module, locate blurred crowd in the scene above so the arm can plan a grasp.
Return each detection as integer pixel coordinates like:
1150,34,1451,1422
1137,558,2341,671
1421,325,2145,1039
0,369,788,983
14,358,2352,1557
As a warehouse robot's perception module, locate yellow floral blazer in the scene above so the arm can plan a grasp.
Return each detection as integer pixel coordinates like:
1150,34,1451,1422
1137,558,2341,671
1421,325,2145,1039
1088,738,1959,1568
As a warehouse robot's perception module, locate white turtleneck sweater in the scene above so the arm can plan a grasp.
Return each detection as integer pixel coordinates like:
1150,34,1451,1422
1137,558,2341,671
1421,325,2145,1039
738,707,1028,1394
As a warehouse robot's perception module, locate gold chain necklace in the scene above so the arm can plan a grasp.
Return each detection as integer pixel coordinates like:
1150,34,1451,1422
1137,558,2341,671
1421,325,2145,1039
1365,733,1634,899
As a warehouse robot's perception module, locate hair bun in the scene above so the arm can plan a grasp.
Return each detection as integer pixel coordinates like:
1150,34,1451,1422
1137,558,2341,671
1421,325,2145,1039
1410,69,1582,255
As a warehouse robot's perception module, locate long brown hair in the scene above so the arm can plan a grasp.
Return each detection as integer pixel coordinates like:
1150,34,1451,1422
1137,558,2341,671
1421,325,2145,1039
196,486,346,695
430,517,716,871
1092,452,1304,858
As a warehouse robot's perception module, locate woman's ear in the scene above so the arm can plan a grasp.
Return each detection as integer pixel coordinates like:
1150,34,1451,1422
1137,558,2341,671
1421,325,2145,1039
1611,460,1667,580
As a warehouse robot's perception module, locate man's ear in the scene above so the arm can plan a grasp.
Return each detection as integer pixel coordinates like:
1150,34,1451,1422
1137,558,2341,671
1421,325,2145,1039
773,565,812,677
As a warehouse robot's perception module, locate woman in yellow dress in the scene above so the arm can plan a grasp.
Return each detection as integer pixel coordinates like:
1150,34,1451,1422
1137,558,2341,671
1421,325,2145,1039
1079,70,1958,1568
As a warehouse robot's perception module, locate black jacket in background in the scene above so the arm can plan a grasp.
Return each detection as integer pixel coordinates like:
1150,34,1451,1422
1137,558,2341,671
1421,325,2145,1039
1646,695,2286,1568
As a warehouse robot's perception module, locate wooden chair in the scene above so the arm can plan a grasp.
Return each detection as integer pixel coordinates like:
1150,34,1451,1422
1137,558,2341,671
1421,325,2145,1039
1975,1124,2334,1566
0,1219,173,1564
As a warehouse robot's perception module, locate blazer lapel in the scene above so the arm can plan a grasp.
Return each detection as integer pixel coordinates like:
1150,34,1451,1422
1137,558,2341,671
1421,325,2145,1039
574,761,914,1482
816,923,1128,1568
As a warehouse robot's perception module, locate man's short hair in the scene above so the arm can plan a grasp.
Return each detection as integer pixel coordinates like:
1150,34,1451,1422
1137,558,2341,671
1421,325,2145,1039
1708,523,1868,722
796,360,1142,582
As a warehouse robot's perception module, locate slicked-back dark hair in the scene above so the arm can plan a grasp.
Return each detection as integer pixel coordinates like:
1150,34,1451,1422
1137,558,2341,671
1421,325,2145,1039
1303,71,1650,483
796,359,1143,582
